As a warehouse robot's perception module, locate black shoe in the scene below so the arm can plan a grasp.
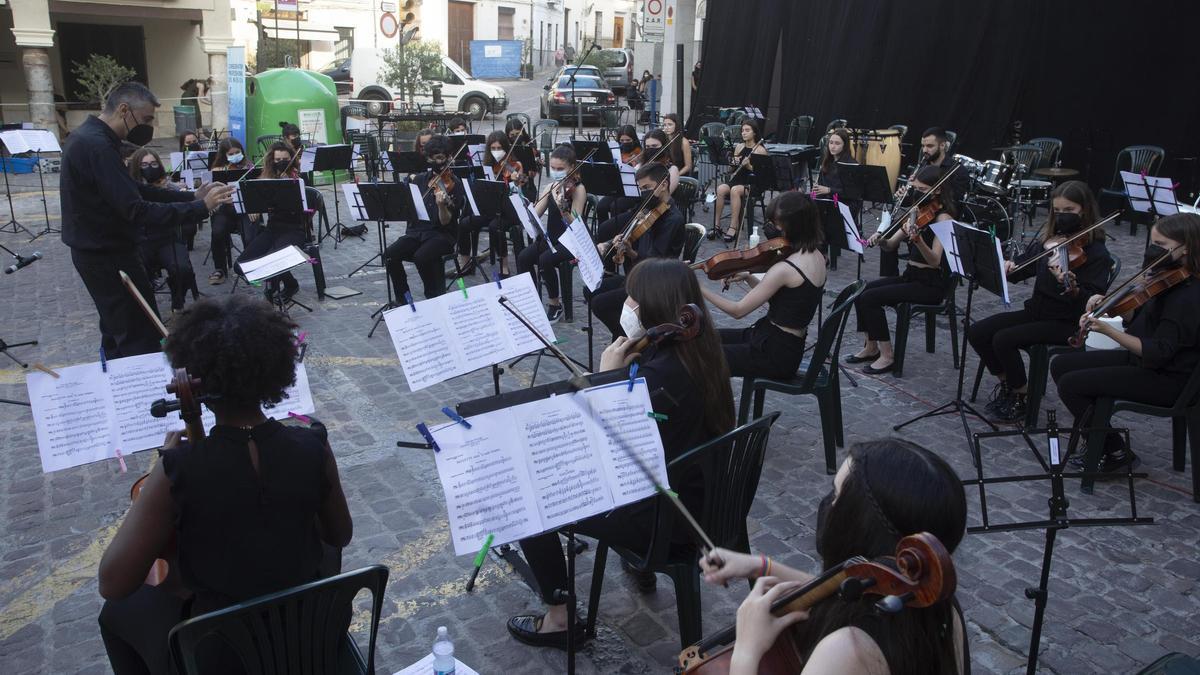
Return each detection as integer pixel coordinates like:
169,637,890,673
546,304,564,324
506,614,590,650
621,559,657,594
844,351,880,365
992,393,1027,423
706,227,719,241
862,362,894,375
280,281,300,301
1068,435,1138,475
984,381,1012,414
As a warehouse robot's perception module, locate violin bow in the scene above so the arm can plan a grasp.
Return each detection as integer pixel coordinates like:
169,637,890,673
529,147,598,212
878,162,961,241
1008,212,1119,275
118,270,169,339
643,131,683,167
497,296,590,390
1086,245,1178,319
420,142,471,200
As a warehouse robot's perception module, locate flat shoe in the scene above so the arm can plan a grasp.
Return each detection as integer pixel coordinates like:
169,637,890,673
844,352,880,364
862,362,894,375
506,614,590,650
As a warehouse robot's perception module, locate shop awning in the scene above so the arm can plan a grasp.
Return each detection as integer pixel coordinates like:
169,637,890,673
262,24,339,41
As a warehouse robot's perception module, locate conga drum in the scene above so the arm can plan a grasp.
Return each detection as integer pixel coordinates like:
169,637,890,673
862,129,902,192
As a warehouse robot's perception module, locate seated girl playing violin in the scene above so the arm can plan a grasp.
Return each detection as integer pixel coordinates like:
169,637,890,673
701,191,827,379
968,181,1113,423
516,144,587,323
642,129,681,194
508,258,734,649
848,166,956,375
698,438,968,675
97,294,353,675
457,130,526,276
236,141,307,303
1051,212,1200,474
710,119,770,244
596,124,645,222
506,119,541,201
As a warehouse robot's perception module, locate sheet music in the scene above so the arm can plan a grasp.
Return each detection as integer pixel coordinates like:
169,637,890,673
462,180,480,217
27,353,315,473
431,379,668,555
467,143,486,167
408,183,430,222
229,183,245,215
607,140,622,163
1121,171,1178,215
342,183,368,220
483,165,497,181
931,220,1010,305
0,129,60,154
382,273,557,391
299,147,317,173
510,194,540,240
559,218,604,291
240,244,310,282
619,163,639,197
817,198,863,254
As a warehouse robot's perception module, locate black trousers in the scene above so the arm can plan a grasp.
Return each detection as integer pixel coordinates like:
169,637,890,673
237,227,305,293
210,207,251,274
71,248,163,358
98,584,184,675
140,238,195,311
1050,350,1187,427
458,215,519,260
517,237,574,301
385,230,454,299
586,275,628,339
720,318,807,379
853,268,944,343
967,309,1075,390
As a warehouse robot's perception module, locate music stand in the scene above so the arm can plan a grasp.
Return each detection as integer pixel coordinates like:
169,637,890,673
510,144,538,176
348,182,416,338
571,140,615,163
309,144,354,245
893,221,1005,454
0,128,58,239
837,163,893,206
384,151,426,184
239,179,312,313
577,162,629,200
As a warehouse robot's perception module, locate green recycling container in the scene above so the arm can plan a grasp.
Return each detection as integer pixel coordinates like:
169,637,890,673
245,68,341,162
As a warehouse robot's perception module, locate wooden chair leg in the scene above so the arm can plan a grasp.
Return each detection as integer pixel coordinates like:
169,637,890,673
585,543,608,638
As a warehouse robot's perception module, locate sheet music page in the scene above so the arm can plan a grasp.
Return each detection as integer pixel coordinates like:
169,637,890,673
107,352,179,451
559,218,604,291
992,234,1011,305
408,183,430,222
169,151,185,172
27,362,115,473
342,183,368,220
483,165,496,181
580,379,669,503
298,178,309,211
299,147,317,173
462,179,480,217
509,194,540,240
929,221,964,275
380,152,394,173
383,302,460,391
0,130,31,154
241,245,309,282
229,183,246,215
838,201,864,254
185,151,210,171
432,413,542,555
518,395,613,530
467,143,486,167
443,285,509,373
619,163,639,197
494,272,558,355
262,362,316,419
1,129,59,154
607,140,622,163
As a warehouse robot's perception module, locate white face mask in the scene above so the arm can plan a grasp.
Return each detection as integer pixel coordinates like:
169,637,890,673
549,168,568,180
620,303,645,340
491,149,506,162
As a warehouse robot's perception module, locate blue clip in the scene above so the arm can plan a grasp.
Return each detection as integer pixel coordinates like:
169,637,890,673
627,362,639,392
99,346,108,373
415,423,440,452
493,270,502,289
442,406,472,429
405,291,416,312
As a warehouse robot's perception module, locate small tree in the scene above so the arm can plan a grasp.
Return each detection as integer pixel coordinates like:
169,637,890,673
71,54,137,107
378,39,444,105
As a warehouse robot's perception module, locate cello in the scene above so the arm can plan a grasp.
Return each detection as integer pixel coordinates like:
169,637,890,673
678,532,956,674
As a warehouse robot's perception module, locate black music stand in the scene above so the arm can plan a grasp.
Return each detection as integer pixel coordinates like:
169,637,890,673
837,162,893,206
448,134,486,165
239,179,312,313
310,144,354,245
965,413,1152,675
510,144,538,176
346,182,414,338
385,150,426,184
893,221,1003,453
571,140,615,163
734,154,783,248
577,162,628,201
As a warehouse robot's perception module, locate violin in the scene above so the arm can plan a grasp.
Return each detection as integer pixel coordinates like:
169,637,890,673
874,163,961,243
678,532,956,674
604,174,673,266
622,147,643,166
427,167,456,201
913,197,943,229
133,368,207,587
690,237,795,282
629,303,705,354
1069,251,1190,348
1045,237,1087,295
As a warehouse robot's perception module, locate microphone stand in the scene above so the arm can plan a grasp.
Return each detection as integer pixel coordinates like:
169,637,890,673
0,240,37,404
568,43,601,140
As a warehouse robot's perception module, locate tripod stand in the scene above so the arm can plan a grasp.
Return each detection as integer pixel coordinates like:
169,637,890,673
0,335,37,408
0,154,32,236
27,148,56,240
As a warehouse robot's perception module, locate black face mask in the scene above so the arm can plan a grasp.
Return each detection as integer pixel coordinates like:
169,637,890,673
429,160,447,172
903,189,927,207
123,112,154,147
813,491,835,560
140,165,165,183
1053,212,1082,234
186,142,202,152
620,142,636,153
639,189,660,207
272,160,291,175
1143,244,1182,271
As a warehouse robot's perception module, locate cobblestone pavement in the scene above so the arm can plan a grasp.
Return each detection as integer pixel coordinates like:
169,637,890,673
1,112,1198,673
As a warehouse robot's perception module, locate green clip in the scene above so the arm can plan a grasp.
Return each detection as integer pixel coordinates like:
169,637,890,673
456,277,468,298
647,412,668,422
249,280,262,287
656,487,679,498
552,338,567,345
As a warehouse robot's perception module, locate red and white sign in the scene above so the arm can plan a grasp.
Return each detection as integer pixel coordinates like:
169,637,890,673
380,11,399,38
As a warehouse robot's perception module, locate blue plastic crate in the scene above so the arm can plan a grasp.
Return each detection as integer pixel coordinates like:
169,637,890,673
0,156,37,174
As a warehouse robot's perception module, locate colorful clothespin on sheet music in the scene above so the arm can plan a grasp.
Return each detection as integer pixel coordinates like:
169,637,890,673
627,362,639,392
465,533,494,592
405,290,416,312
415,423,440,452
832,193,839,208
294,331,308,362
493,270,502,289
456,277,468,299
114,448,127,474
647,412,668,422
442,406,472,429
288,411,312,425
810,189,818,200
99,347,108,373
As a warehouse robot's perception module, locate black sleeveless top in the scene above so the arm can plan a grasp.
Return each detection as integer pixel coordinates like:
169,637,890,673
161,419,329,614
848,597,971,675
767,259,824,330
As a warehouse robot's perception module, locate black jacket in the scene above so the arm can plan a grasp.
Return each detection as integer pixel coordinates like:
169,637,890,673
1012,238,1112,321
60,116,207,253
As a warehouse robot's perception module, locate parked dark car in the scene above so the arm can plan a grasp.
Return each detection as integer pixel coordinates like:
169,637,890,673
320,57,353,96
540,74,616,123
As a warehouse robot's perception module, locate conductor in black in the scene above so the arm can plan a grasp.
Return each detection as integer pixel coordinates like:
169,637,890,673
60,82,232,357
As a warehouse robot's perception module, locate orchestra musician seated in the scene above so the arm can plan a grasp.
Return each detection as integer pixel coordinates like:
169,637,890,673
457,130,526,276
661,113,694,177
1051,212,1200,474
96,294,353,675
207,137,255,285
699,438,968,675
517,144,588,323
507,258,735,649
969,181,1112,423
596,124,644,222
848,165,956,375
710,119,770,243
641,129,681,195
128,148,198,315
701,191,827,379
235,142,306,303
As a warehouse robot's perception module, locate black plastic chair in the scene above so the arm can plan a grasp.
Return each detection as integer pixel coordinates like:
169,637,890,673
1027,137,1062,170
785,115,814,145
681,222,706,264
255,134,283,159
1002,144,1043,175
737,280,866,474
825,118,847,133
674,176,700,221
944,130,958,152
893,274,960,378
584,412,782,648
969,255,1120,428
1098,145,1166,234
1079,364,1200,501
167,565,389,675
506,112,532,132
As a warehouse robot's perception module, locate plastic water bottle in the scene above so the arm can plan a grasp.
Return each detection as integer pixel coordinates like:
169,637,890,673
432,626,455,675
748,226,761,248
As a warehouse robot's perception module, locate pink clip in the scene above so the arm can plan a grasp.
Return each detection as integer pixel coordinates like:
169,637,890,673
307,258,318,265
288,412,312,424
114,448,128,474
1173,182,1181,190
295,331,308,345
833,193,839,207
1140,169,1147,179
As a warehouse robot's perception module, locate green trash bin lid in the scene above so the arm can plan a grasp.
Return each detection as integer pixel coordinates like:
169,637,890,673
174,105,197,114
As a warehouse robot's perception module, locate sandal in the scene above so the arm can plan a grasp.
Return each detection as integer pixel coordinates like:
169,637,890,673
208,270,226,285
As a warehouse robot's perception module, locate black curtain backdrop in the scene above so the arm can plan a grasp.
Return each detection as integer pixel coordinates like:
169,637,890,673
697,0,1200,192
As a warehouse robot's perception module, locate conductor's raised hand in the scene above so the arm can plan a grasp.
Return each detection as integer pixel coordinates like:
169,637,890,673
201,183,234,211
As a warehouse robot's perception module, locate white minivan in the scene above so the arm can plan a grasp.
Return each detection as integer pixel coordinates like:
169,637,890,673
348,48,509,119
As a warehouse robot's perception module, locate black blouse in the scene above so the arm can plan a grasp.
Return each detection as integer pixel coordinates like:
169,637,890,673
409,169,466,234
161,419,330,614
1126,276,1200,376
1011,238,1113,321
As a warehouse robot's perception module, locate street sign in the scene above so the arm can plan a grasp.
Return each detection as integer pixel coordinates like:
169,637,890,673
380,11,398,38
381,1,396,11
644,0,664,42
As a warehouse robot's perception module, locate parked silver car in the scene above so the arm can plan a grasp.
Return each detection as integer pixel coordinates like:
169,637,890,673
594,48,633,94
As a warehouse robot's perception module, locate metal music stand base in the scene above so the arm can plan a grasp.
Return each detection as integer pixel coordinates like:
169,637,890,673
0,337,37,407
27,150,56,241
